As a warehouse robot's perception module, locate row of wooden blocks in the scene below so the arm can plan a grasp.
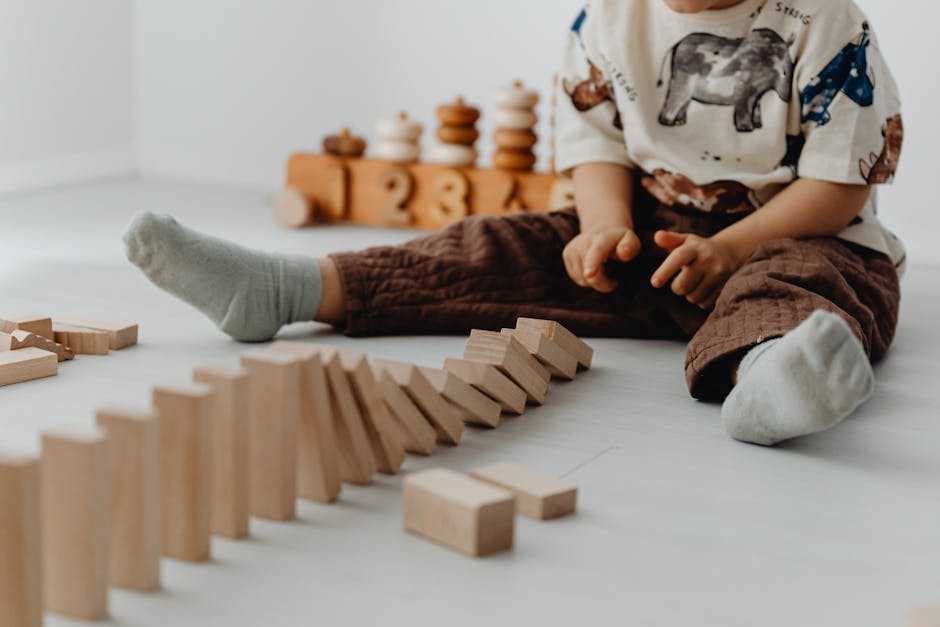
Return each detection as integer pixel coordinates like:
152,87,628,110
0,314,138,387
0,318,588,624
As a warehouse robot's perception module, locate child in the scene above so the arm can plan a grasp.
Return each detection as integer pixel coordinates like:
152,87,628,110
124,0,904,446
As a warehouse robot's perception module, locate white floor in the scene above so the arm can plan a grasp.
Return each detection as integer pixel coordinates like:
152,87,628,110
1,177,938,627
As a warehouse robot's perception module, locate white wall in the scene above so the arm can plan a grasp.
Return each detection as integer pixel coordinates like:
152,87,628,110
0,0,134,195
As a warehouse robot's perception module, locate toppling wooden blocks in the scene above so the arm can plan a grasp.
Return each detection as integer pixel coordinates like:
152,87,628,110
0,454,42,627
908,608,940,627
373,359,465,445
1,329,74,362
470,463,577,520
52,323,109,355
0,346,58,388
403,468,515,557
419,366,501,428
375,367,438,456
516,318,593,370
464,330,550,404
0,315,53,340
443,358,526,415
55,317,138,350
500,327,576,380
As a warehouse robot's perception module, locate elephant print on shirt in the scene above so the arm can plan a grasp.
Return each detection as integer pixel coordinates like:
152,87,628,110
657,28,796,133
563,60,624,131
801,23,875,126
641,169,756,214
859,114,903,184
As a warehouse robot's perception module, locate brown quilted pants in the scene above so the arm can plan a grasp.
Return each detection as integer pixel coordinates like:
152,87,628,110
330,193,900,402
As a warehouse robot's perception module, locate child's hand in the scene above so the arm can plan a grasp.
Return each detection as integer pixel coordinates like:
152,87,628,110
650,230,744,310
563,225,641,293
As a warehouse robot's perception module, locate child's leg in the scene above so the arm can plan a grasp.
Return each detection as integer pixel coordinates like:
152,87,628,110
684,238,900,445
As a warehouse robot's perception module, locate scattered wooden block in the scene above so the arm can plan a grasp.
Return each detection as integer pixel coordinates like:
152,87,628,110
373,359,464,445
419,366,501,428
403,468,515,557
469,462,577,520
0,315,53,340
95,407,161,590
240,350,301,521
908,608,940,627
464,331,549,404
336,350,405,475
40,428,110,620
193,366,252,536
52,323,109,355
55,318,138,349
0,454,42,627
0,346,58,388
0,329,74,362
152,383,213,562
516,318,593,369
374,368,438,456
501,327,577,380
443,358,526,415
267,342,343,503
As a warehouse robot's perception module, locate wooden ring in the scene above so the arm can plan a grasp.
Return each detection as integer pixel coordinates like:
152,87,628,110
493,149,537,171
374,140,421,163
429,144,478,167
377,114,423,141
322,129,367,157
436,97,481,125
493,83,540,109
492,109,538,131
493,129,537,150
436,125,480,145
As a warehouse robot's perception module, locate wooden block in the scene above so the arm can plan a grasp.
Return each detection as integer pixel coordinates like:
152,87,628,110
240,351,301,521
443,358,526,415
500,327,577,380
0,346,58,388
284,152,348,220
908,608,940,627
0,315,53,340
469,462,577,520
374,369,438,456
267,342,343,503
403,468,514,557
52,323,109,355
419,366,501,428
40,428,110,620
0,454,42,627
54,318,138,349
373,359,464,445
95,407,161,590
516,318,593,369
272,187,316,228
152,383,213,561
1,329,74,362
192,366,252,536
464,331,549,404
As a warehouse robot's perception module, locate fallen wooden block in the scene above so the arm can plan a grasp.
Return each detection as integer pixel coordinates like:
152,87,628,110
40,428,110,620
419,366,501,428
0,346,58,388
403,468,514,557
516,318,593,369
501,327,577,380
52,323,109,355
1,329,74,362
375,368,437,456
443,358,526,415
241,350,301,521
267,342,342,503
336,350,405,475
470,462,577,520
908,608,940,627
0,315,53,340
55,317,138,349
0,454,42,627
152,383,213,562
95,407,161,590
464,331,549,404
373,359,464,445
193,366,253,536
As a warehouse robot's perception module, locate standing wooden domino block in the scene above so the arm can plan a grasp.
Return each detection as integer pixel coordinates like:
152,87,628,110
373,359,464,445
0,315,53,339
374,368,438,455
192,366,252,537
152,383,213,561
464,330,549,404
0,347,58,388
240,351,301,521
0,454,42,627
470,462,577,520
908,608,940,627
40,428,110,620
501,327,577,380
95,407,161,590
419,366,501,428
52,323,109,355
516,318,593,369
403,468,515,557
443,358,526,415
267,342,342,503
55,318,138,349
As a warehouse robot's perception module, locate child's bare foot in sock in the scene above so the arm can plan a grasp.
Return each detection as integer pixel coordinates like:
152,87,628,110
721,310,875,446
123,211,323,342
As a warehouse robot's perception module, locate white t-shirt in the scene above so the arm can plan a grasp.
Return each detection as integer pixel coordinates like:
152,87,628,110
556,0,906,271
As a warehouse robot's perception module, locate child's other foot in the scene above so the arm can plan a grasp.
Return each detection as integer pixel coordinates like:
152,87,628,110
721,310,874,446
123,211,323,342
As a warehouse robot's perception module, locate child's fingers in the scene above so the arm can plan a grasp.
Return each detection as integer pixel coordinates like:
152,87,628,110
686,276,715,304
585,266,619,293
651,244,697,288
583,233,620,277
563,247,589,288
616,230,642,262
671,265,704,297
654,230,687,251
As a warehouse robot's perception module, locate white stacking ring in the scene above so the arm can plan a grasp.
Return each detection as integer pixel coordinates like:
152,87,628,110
429,144,478,168
492,108,538,130
376,117,423,141
493,85,540,109
374,140,421,163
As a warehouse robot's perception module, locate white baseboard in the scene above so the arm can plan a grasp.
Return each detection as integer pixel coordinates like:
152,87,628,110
0,146,137,197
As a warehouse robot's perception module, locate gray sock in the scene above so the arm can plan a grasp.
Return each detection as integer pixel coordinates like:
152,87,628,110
123,211,322,342
721,310,875,446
